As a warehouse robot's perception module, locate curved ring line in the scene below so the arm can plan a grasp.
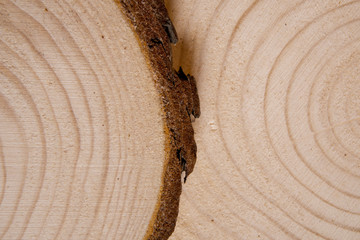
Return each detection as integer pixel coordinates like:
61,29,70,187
215,0,330,238
263,0,360,220
216,0,360,236
285,19,360,199
308,38,360,178
0,46,48,239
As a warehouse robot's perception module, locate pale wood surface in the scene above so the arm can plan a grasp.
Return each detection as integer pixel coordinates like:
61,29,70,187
169,0,360,239
0,1,165,239
1,0,360,240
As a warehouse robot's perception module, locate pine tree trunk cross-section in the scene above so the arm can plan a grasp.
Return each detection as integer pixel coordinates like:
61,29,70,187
1,0,360,240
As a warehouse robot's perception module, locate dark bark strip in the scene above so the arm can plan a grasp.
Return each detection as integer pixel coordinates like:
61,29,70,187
114,1,200,239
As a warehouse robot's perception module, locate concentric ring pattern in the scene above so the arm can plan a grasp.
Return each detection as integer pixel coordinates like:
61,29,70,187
170,0,360,239
0,1,165,239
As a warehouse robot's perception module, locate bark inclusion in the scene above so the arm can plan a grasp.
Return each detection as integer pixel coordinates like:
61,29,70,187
116,0,200,239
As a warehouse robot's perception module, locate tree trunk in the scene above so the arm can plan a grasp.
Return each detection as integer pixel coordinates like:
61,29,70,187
1,0,360,240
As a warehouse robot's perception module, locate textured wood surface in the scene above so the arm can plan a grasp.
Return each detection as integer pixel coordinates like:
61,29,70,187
0,1,166,239
168,0,360,239
1,0,360,240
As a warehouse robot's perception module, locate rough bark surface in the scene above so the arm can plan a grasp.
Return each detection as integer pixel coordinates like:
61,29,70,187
115,1,200,239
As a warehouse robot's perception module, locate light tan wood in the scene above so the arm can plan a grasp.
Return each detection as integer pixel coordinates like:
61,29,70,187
168,0,360,239
1,0,360,239
0,1,166,239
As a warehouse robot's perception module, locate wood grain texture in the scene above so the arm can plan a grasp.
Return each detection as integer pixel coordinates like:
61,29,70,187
2,0,360,239
168,0,360,239
0,1,166,239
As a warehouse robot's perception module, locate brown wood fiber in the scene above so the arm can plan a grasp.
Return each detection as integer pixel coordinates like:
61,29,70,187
114,0,200,239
